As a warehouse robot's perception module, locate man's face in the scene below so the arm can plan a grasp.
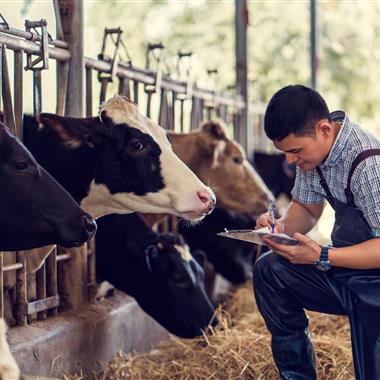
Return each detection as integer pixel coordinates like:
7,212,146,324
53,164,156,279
273,121,333,171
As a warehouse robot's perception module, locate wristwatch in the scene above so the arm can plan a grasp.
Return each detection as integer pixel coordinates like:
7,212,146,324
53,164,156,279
314,245,331,271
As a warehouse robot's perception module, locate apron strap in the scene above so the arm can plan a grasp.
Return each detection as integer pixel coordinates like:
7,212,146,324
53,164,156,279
315,166,335,208
346,149,380,207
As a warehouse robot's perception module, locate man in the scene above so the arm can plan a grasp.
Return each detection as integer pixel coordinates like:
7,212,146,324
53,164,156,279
254,84,380,380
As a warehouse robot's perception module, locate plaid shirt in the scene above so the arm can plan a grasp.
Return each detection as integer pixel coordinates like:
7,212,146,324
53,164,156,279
292,110,380,236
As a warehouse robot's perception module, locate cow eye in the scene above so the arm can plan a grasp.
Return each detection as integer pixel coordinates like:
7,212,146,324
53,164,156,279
129,141,144,152
14,161,28,172
233,156,243,164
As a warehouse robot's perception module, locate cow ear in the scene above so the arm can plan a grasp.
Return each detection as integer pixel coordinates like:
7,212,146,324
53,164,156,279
38,113,101,149
211,140,226,169
201,120,227,140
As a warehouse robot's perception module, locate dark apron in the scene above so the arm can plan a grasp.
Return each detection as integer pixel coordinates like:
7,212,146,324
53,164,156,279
316,149,380,380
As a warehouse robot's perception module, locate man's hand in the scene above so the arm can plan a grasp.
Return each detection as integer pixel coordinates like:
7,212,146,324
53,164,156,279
255,212,284,233
262,232,321,265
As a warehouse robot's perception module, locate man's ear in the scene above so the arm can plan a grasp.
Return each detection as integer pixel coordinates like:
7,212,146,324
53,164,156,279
38,113,101,149
317,120,332,137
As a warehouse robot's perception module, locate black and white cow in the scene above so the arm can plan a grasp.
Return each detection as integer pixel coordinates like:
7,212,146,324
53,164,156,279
23,96,215,220
178,208,257,285
0,121,96,251
95,213,216,338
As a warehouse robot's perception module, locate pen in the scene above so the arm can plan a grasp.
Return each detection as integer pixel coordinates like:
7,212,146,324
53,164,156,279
269,201,276,233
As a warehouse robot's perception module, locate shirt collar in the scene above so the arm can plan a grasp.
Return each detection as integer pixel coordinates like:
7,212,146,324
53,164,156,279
320,110,352,168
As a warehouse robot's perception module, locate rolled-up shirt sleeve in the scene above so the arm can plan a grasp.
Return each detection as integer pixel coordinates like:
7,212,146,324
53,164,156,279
351,157,380,236
291,167,325,204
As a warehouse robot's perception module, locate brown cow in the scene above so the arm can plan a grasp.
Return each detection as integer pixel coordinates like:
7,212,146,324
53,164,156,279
143,120,273,227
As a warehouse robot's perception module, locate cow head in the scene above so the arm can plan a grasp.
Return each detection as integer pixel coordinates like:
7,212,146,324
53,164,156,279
95,214,217,339
169,120,273,216
144,233,217,338
0,123,96,250
37,96,215,221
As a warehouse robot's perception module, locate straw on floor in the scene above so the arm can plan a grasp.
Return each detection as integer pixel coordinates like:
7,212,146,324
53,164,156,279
95,282,353,380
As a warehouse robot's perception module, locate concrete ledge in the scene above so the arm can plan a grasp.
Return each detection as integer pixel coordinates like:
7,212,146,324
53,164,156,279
8,290,169,378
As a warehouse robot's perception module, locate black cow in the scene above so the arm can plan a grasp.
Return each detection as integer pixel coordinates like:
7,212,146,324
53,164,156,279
0,121,96,251
252,152,296,199
95,213,216,338
0,120,97,380
178,208,257,284
23,96,215,221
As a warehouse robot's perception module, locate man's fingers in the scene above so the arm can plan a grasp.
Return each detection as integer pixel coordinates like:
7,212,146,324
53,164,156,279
262,237,293,253
293,232,311,245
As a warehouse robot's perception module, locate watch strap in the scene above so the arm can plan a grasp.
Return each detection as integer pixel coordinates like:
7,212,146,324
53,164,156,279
320,245,329,261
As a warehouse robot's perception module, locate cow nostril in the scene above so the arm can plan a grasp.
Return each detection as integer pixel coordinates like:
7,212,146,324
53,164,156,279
82,215,97,237
197,190,211,205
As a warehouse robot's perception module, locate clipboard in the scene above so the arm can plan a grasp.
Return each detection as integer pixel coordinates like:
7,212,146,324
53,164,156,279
217,227,300,246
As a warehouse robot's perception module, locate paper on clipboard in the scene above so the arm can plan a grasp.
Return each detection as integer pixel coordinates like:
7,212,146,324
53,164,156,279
217,227,300,246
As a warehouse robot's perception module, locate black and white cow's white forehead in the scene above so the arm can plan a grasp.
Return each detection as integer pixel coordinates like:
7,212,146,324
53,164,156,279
99,96,170,146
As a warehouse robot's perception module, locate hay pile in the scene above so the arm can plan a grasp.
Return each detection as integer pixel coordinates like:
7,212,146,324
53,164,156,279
97,283,353,380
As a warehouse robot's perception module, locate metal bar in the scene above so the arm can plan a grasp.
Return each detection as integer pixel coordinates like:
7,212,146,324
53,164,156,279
85,66,93,117
0,253,3,319
33,70,42,115
158,89,167,128
133,80,139,104
15,251,27,326
0,25,68,49
14,50,23,137
46,248,58,317
118,76,130,99
56,61,68,115
99,77,109,105
206,107,212,121
310,0,317,89
0,34,70,61
1,45,16,131
27,295,59,315
3,263,23,272
146,91,153,118
53,0,65,41
169,91,176,130
58,0,84,116
179,99,184,132
235,0,250,153
56,253,70,262
36,263,47,319
85,57,245,109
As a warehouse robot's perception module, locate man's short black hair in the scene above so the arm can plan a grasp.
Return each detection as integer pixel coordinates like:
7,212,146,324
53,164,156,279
264,84,331,141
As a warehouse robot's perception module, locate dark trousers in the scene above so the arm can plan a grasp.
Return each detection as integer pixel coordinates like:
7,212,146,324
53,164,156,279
253,251,380,380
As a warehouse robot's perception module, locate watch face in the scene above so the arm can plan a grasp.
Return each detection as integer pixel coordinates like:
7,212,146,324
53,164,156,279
316,260,331,271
